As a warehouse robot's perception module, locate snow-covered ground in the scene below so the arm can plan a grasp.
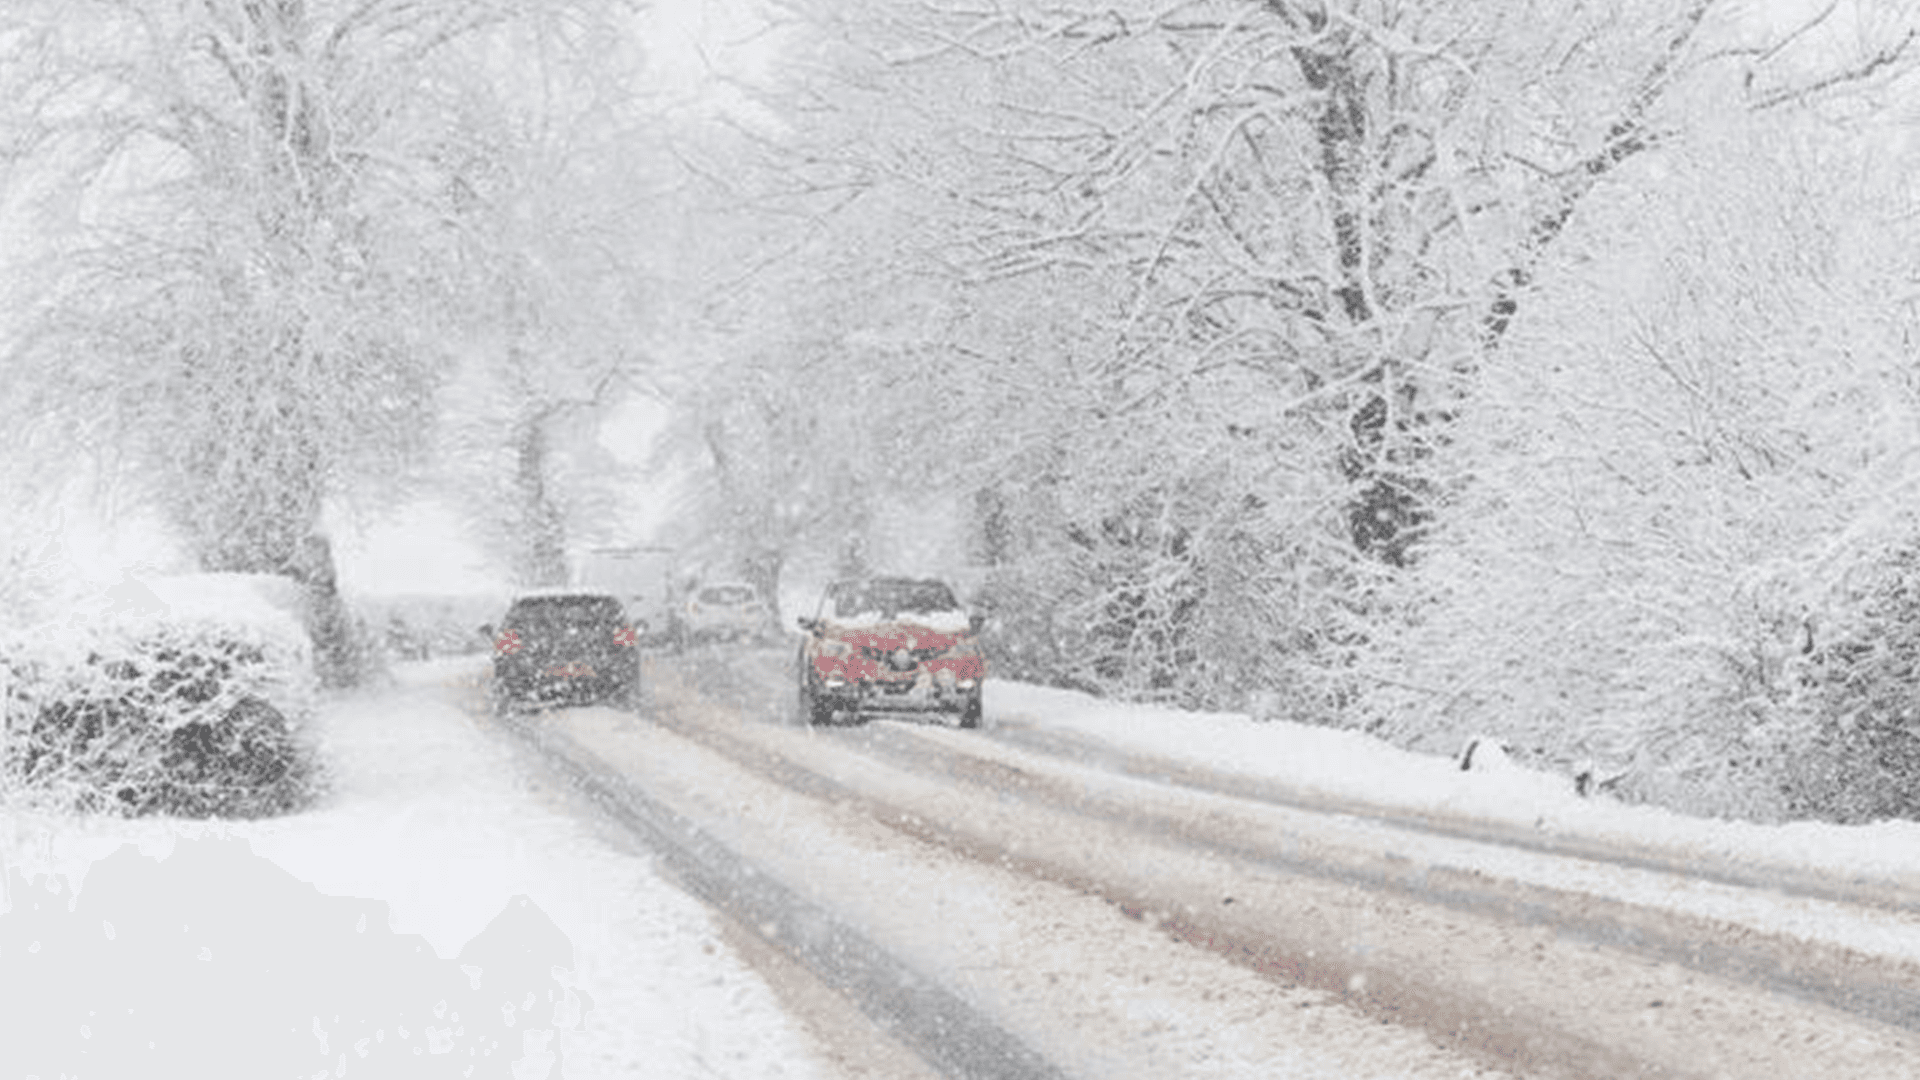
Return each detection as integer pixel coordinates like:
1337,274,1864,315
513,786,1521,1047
0,657,830,1079
5,660,1917,1079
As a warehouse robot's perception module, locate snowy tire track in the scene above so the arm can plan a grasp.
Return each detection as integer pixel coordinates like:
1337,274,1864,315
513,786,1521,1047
693,645,1920,1034
835,718,1920,1034
651,647,1920,1077
479,648,1920,1078
491,706,1068,1080
479,661,1538,1079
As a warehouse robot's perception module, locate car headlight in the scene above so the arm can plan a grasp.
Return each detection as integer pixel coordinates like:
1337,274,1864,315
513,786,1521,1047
937,635,978,659
928,639,985,682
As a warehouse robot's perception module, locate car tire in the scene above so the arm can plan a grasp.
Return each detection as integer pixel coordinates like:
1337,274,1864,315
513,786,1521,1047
798,679,834,726
488,680,518,718
607,678,637,712
617,655,646,712
958,690,983,729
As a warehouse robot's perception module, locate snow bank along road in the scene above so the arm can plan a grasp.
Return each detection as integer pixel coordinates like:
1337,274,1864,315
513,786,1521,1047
481,646,1920,1080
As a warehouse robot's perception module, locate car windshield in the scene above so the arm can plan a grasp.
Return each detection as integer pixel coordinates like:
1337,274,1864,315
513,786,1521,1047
699,585,756,604
505,595,624,628
830,580,958,619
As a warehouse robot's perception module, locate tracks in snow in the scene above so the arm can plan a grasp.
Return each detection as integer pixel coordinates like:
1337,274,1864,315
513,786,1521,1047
491,705,1065,1080
485,649,1920,1079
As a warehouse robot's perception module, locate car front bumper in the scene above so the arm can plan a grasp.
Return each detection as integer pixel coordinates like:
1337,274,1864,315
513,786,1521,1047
812,666,980,712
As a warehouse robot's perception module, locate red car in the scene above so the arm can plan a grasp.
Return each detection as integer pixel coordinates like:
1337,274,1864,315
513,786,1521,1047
796,577,985,727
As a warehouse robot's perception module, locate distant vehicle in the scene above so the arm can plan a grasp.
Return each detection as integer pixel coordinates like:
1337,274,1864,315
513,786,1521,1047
795,576,985,727
679,581,772,645
362,593,510,661
574,546,675,644
485,590,640,712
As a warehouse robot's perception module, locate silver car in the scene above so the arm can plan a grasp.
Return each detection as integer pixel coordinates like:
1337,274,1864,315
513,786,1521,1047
678,582,771,644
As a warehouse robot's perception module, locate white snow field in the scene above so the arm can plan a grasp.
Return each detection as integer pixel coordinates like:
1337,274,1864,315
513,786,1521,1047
0,657,831,1079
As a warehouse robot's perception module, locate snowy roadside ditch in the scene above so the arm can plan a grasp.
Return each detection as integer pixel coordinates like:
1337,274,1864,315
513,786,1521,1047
0,657,830,1079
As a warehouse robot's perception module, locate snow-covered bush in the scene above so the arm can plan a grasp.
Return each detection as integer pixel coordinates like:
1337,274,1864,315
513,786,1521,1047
0,574,322,818
969,429,1392,719
1776,543,1920,823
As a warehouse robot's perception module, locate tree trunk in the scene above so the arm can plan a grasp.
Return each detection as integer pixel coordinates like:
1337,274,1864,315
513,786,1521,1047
512,413,570,588
748,550,786,630
285,534,365,690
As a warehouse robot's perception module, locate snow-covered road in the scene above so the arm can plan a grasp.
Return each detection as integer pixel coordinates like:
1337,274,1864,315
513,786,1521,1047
565,645,1920,1079
544,655,1526,1079
7,647,1920,1078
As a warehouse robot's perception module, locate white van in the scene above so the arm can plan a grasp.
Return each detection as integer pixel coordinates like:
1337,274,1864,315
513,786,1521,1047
574,546,677,644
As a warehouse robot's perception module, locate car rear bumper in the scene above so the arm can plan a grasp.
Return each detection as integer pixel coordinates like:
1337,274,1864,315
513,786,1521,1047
494,660,635,706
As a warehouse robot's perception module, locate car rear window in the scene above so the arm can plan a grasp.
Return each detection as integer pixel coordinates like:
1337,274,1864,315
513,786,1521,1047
505,595,624,628
698,585,756,604
831,581,958,618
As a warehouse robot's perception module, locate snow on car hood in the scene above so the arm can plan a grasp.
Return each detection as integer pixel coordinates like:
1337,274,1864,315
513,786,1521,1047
830,609,971,633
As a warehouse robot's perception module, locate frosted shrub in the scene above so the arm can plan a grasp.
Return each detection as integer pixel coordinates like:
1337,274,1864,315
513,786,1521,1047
971,557,1098,696
1777,544,1920,823
973,473,1389,718
0,578,322,818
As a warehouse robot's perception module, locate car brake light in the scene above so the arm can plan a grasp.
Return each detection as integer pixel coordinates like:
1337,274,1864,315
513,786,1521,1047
495,629,522,655
613,625,637,647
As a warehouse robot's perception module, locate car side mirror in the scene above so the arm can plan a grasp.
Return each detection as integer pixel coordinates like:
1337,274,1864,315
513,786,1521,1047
796,616,818,634
479,623,495,639
969,613,986,634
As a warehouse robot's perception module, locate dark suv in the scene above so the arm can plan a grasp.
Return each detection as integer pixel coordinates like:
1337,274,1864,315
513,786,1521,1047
486,591,640,711
796,577,985,727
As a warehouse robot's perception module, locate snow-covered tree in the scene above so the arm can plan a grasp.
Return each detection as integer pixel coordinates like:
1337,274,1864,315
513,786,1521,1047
641,62,990,610
733,0,1919,716
418,19,663,589
0,0,644,679
654,313,950,623
1365,112,1920,818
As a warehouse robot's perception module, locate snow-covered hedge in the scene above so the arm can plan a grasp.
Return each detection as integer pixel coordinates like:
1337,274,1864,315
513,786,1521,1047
0,574,322,818
1772,543,1920,824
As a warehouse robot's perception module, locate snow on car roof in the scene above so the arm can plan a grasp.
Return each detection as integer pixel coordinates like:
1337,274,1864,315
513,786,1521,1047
829,578,958,608
504,590,628,619
830,608,971,632
513,586,623,598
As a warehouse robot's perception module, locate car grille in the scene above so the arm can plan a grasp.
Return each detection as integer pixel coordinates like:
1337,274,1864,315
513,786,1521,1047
860,646,944,672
